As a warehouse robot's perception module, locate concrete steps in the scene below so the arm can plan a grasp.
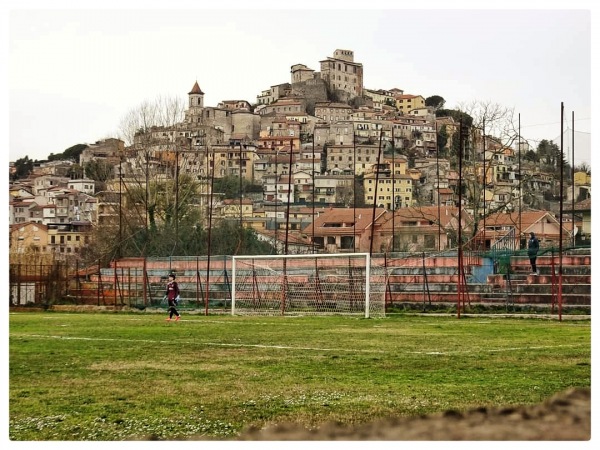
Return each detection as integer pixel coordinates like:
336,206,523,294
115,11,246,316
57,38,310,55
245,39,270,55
71,251,591,311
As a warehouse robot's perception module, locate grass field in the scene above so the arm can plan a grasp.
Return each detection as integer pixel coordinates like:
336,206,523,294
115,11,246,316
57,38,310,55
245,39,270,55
8,311,591,441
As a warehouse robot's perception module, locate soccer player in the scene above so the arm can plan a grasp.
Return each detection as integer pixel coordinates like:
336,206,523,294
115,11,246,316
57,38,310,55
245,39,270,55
165,273,181,321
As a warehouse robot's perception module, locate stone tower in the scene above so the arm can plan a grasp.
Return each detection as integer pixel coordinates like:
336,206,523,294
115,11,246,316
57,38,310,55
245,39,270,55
186,81,205,125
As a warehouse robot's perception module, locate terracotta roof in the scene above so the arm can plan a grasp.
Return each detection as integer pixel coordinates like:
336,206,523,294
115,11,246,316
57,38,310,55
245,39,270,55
223,199,253,205
188,81,204,95
303,207,386,236
380,206,464,231
10,221,48,232
573,198,591,210
478,210,556,232
256,230,312,246
11,200,34,207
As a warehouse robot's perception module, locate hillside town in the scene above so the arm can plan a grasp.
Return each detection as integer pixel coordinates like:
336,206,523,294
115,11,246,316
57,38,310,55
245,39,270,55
9,48,592,264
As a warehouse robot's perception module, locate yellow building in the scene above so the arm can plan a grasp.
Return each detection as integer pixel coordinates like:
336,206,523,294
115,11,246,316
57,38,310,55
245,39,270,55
363,164,413,209
395,94,425,114
10,221,92,257
574,171,591,186
217,199,254,220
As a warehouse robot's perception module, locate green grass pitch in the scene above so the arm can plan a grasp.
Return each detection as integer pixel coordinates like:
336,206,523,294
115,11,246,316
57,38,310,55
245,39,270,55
8,311,591,440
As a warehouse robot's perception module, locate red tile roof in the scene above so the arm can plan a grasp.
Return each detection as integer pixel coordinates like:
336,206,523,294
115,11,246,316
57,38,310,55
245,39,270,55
303,207,386,236
188,81,204,95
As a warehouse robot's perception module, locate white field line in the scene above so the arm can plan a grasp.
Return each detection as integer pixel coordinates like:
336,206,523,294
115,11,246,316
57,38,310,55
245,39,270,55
410,344,587,355
12,334,385,353
34,315,305,326
11,334,587,355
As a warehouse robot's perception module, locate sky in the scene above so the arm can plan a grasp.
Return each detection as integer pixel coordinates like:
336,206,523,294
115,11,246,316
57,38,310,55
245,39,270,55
3,0,595,169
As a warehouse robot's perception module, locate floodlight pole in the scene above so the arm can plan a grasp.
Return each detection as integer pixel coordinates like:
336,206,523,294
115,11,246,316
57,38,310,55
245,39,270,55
436,121,441,252
571,111,575,247
369,126,384,256
205,144,215,316
457,118,465,319
518,114,522,249
558,102,564,321
353,132,357,253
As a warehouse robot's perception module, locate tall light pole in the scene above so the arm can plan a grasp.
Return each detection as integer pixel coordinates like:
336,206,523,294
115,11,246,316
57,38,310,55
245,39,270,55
518,114,522,249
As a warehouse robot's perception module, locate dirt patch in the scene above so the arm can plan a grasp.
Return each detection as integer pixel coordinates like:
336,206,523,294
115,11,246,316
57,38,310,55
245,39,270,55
237,387,590,440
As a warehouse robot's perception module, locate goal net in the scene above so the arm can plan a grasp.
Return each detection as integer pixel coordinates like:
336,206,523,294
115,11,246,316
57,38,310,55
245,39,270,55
231,253,387,318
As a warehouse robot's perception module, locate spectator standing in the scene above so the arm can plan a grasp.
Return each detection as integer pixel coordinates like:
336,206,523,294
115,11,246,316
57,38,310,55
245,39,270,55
527,232,540,275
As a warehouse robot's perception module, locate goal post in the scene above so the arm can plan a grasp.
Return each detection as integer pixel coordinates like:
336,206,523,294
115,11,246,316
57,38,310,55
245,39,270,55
231,253,386,318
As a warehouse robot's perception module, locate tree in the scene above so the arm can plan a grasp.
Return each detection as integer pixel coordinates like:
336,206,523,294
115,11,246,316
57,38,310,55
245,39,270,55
425,95,446,109
575,162,591,175
118,96,186,147
12,156,34,180
83,94,275,261
47,143,88,162
536,139,561,168
435,108,473,127
384,98,396,109
451,100,520,243
437,125,448,155
354,174,365,207
523,149,538,162
84,159,115,192
213,175,262,198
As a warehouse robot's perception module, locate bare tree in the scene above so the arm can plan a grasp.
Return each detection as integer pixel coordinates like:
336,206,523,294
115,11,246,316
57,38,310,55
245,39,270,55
118,95,186,146
87,95,209,257
454,100,521,244
574,162,591,175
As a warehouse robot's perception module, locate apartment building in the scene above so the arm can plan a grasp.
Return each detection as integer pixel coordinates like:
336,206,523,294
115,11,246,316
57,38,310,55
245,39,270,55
363,162,414,210
314,102,352,123
394,94,425,113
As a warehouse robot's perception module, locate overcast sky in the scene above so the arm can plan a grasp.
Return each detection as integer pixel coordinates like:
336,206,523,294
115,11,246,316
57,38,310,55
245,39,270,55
3,0,595,166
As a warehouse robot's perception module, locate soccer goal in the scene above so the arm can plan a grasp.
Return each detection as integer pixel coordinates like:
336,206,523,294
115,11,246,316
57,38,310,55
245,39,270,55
231,253,387,318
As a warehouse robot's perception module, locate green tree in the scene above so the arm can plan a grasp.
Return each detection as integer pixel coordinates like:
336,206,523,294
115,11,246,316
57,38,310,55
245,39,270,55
437,125,448,156
436,108,473,127
523,149,538,162
213,175,262,198
425,95,446,109
84,159,114,182
12,156,34,180
84,159,115,193
354,174,365,207
47,143,88,162
536,139,561,168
